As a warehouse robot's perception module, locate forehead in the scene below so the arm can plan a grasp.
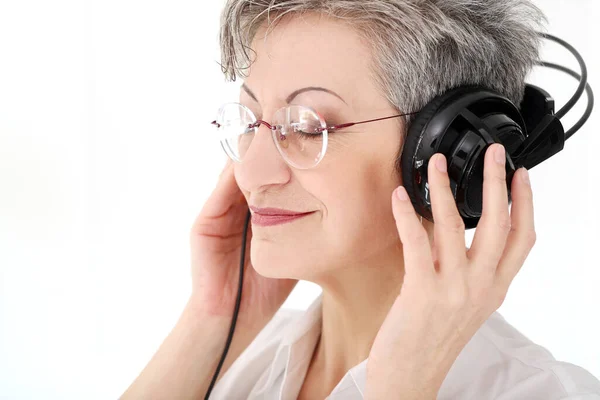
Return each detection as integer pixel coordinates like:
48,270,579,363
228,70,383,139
245,13,374,105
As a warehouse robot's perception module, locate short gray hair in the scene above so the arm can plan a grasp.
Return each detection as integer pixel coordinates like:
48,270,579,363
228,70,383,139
218,0,547,128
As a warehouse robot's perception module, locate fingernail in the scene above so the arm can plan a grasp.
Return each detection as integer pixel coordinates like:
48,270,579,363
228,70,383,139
495,145,505,164
435,154,447,173
521,167,530,185
395,186,409,201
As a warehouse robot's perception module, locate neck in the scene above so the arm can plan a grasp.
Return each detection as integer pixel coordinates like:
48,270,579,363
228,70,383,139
304,218,435,391
309,244,406,388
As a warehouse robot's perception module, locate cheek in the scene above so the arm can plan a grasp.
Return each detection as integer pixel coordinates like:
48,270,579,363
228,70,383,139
359,162,398,224
309,129,402,235
317,134,353,165
321,160,399,246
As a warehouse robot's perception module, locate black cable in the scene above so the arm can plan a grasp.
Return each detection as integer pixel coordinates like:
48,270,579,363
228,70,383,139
204,209,251,400
537,32,588,120
536,61,594,140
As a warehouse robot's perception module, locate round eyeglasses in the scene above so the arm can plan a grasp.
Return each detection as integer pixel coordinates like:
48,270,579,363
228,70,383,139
211,102,419,169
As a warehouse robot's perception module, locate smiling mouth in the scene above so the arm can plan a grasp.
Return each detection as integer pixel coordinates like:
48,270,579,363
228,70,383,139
251,211,315,226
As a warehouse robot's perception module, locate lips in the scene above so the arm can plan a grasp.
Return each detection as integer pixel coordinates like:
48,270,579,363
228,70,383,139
249,206,315,227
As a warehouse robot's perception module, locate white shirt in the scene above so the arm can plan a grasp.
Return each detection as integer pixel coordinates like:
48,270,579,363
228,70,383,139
210,293,600,399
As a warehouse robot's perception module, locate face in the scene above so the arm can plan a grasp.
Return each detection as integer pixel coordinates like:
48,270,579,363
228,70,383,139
234,13,407,281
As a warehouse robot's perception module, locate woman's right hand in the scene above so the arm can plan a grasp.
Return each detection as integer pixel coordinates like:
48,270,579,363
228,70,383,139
188,159,298,328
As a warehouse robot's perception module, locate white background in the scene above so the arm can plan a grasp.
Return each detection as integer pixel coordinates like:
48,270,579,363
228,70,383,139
0,0,598,398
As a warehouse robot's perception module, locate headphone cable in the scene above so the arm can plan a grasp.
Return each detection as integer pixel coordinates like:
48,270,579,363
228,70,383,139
204,209,251,400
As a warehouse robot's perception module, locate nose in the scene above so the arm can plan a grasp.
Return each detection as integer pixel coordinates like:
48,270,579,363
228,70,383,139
235,121,291,193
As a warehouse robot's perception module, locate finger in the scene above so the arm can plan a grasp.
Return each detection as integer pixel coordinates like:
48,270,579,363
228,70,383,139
218,157,233,180
467,144,511,268
420,217,440,268
428,153,467,270
200,159,245,218
496,167,536,288
392,186,436,281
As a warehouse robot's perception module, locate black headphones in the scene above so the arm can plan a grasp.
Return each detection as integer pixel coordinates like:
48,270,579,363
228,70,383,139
204,32,594,399
400,32,594,229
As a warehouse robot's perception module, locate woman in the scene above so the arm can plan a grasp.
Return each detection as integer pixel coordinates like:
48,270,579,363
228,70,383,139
121,0,600,399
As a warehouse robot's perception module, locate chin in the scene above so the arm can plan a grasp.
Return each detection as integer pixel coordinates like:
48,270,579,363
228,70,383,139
251,257,296,279
249,247,310,280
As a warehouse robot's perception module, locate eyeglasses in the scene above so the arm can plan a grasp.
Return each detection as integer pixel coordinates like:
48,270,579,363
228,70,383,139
211,103,419,169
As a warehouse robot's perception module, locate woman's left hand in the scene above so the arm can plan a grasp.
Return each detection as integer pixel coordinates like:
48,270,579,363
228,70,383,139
365,144,536,400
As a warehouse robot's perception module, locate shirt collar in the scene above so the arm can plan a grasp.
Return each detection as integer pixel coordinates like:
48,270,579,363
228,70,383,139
252,293,323,396
253,293,368,399
280,292,324,346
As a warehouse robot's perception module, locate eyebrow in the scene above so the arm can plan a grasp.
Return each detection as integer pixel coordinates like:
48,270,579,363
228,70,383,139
241,83,347,105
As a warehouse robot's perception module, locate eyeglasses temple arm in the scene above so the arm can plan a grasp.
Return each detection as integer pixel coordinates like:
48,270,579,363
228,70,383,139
320,111,419,132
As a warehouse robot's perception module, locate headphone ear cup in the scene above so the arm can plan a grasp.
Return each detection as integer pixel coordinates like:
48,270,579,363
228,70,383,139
400,87,471,220
400,85,526,229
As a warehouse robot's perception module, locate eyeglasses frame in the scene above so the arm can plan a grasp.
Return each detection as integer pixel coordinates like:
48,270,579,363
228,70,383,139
211,103,419,168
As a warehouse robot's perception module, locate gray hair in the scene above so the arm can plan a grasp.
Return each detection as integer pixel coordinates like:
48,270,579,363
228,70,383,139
218,0,547,128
